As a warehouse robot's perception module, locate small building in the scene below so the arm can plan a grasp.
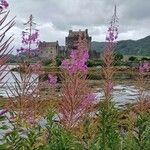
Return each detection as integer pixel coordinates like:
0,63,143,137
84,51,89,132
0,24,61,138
39,41,59,60
65,29,92,54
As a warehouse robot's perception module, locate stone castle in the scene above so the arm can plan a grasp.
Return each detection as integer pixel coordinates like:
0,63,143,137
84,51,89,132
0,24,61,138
65,29,92,53
39,41,59,59
39,29,92,59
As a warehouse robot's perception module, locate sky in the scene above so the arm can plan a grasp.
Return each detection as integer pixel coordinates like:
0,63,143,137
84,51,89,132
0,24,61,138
7,0,150,48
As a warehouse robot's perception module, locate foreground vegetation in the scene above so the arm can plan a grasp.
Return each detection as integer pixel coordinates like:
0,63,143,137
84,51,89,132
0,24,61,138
0,1,150,150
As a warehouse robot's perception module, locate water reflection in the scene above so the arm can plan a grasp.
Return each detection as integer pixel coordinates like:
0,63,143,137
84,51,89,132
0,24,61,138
0,65,38,97
96,85,150,105
0,65,150,105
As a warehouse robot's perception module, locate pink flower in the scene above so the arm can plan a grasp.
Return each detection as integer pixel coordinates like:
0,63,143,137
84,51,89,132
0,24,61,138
48,74,57,85
106,26,118,43
139,62,149,74
105,9,119,44
139,66,144,74
22,32,39,45
17,16,40,55
61,49,89,75
143,62,149,71
0,0,8,10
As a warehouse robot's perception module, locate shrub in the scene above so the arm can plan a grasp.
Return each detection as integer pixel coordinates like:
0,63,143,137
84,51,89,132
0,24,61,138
129,56,138,61
87,59,103,67
141,57,150,61
114,53,123,61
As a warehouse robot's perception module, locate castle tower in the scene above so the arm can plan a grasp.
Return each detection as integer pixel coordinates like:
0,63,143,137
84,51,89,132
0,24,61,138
65,29,92,54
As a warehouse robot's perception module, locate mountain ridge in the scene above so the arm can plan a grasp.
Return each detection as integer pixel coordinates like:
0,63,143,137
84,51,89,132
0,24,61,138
91,35,150,56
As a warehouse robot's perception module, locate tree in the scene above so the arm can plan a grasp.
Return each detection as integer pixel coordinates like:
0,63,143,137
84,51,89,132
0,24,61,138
141,57,150,61
114,53,123,61
129,56,138,61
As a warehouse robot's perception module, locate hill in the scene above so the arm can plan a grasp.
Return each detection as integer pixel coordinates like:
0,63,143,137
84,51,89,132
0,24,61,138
91,35,150,56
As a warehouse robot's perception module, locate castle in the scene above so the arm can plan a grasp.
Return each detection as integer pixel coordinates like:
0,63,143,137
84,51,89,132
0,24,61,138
65,29,92,53
39,41,59,59
39,29,92,59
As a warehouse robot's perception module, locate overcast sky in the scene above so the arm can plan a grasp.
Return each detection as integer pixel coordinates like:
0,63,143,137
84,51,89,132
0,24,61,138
7,0,150,48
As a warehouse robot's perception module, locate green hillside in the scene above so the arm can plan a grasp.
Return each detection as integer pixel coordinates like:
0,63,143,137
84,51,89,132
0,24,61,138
91,35,150,56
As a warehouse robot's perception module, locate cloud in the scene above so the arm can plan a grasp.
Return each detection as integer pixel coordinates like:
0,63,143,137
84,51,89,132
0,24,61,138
5,0,150,49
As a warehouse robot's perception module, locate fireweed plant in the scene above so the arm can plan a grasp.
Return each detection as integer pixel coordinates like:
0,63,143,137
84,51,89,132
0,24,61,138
0,0,15,92
92,6,122,149
120,62,150,150
0,11,59,150
8,14,57,126
0,14,43,150
60,32,95,128
5,15,43,126
134,62,150,113
0,0,15,134
0,14,56,149
125,62,150,150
